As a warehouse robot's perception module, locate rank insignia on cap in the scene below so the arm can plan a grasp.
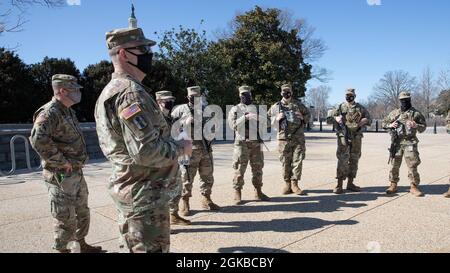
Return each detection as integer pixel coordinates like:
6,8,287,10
120,103,142,120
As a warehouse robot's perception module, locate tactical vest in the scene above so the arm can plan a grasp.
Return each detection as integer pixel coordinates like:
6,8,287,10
393,109,418,140
339,103,363,133
277,100,306,139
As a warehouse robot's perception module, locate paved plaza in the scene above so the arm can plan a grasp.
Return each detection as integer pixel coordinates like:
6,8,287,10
1,132,449,253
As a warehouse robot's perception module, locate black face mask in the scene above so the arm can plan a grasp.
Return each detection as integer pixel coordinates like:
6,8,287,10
164,101,174,112
240,93,253,105
346,95,355,103
400,99,412,112
126,50,153,75
282,92,292,100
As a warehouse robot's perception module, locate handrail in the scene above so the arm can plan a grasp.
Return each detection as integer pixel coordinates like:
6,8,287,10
0,135,42,177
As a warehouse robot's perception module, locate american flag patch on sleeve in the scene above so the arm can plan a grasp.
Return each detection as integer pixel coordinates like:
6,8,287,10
120,103,142,120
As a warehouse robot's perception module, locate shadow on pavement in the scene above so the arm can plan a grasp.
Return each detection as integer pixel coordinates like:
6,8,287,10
218,246,290,253
181,184,450,234
223,191,380,214
305,135,336,141
178,217,357,234
307,183,450,196
363,184,449,196
420,184,450,195
227,184,450,215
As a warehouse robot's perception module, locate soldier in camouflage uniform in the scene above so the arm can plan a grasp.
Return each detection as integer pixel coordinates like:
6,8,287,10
155,91,191,226
446,110,450,198
382,91,426,197
94,28,192,253
171,86,220,216
30,74,102,253
268,84,311,195
332,88,371,194
228,86,270,205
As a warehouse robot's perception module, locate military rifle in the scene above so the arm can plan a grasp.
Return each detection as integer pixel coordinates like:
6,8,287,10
388,119,404,164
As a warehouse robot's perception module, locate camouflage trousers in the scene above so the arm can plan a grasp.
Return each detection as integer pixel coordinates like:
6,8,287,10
232,141,264,190
168,168,182,214
110,165,177,253
389,143,421,185
278,137,306,182
43,169,90,250
336,134,362,180
181,147,214,198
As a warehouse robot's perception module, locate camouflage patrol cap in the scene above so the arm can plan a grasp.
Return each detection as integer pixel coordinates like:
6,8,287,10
155,90,175,101
187,86,201,96
346,88,356,95
51,74,83,89
238,85,252,95
399,91,411,100
281,84,292,92
106,28,156,51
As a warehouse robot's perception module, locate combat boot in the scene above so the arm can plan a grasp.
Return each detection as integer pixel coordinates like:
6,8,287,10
346,177,361,192
201,195,220,211
54,248,70,253
170,212,192,226
234,189,243,205
410,184,424,197
254,187,270,201
444,188,450,198
333,179,344,194
386,182,398,194
180,197,190,216
291,180,306,195
78,238,102,253
282,182,293,195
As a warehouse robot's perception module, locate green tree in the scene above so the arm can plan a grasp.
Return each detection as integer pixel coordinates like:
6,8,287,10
143,59,181,102
155,24,215,104
78,60,113,122
29,56,81,113
201,47,237,107
209,6,312,105
0,47,34,123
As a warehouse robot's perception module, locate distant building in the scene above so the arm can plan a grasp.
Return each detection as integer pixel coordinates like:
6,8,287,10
129,4,137,28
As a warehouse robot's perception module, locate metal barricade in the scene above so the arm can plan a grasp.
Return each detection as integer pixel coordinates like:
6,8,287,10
0,135,42,177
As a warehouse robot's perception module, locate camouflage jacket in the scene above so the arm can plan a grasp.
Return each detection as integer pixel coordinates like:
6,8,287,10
228,103,268,143
171,103,212,150
30,97,88,171
382,107,427,145
333,102,372,137
269,99,310,140
94,72,182,187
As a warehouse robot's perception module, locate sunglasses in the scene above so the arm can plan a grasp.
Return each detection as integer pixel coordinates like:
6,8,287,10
126,45,153,55
63,87,80,92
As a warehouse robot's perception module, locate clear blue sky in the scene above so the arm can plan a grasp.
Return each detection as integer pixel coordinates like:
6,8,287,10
3,0,450,104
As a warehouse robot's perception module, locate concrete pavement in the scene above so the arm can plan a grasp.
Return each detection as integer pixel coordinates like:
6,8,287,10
0,132,449,253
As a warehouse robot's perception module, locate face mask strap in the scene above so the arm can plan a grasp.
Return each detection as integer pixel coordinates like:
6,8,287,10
125,49,153,71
